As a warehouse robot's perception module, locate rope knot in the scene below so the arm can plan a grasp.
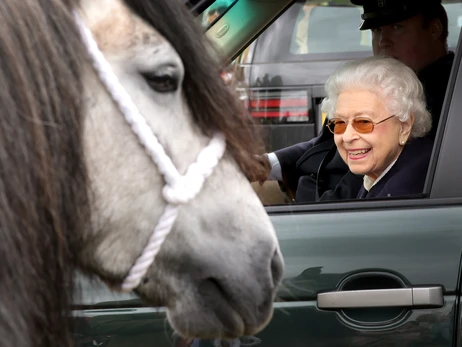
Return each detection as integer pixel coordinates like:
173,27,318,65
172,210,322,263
162,168,204,204
162,133,227,205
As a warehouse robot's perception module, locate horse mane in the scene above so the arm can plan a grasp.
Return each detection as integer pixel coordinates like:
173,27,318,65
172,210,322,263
124,0,266,178
0,0,90,346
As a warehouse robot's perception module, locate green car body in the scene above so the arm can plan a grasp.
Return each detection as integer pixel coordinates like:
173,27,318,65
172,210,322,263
74,203,462,346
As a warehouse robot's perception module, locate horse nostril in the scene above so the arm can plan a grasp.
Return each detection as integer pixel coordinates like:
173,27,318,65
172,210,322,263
199,277,227,300
198,277,236,311
271,249,284,287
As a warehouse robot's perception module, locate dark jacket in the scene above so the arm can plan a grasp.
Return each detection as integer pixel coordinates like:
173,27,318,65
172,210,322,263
357,137,434,199
275,52,454,203
419,52,455,138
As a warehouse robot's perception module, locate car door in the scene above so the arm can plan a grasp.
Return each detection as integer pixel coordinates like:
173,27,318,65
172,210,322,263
257,204,462,346
238,32,462,347
242,29,462,347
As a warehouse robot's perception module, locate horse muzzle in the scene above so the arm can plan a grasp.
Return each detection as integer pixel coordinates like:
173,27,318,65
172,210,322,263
166,247,284,339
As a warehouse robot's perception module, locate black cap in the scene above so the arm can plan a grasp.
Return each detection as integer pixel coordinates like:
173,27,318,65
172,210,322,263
351,0,442,30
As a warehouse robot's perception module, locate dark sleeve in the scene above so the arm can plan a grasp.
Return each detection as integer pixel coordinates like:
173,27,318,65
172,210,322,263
317,171,363,201
274,117,331,174
422,78,448,138
274,120,332,193
274,138,317,173
419,54,454,138
273,137,318,193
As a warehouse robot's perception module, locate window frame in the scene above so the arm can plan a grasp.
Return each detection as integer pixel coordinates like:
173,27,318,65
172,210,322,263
428,32,462,199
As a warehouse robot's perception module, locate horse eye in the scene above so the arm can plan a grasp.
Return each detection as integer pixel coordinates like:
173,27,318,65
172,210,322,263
141,68,179,93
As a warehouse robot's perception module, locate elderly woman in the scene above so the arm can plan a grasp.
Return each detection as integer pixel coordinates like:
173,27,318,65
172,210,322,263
322,56,433,199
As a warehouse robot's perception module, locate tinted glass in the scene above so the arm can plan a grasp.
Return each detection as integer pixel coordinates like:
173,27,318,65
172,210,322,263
253,2,370,63
290,5,370,55
446,2,462,48
253,0,462,64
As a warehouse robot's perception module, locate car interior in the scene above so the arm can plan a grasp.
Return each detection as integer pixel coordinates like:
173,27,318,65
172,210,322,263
202,0,462,207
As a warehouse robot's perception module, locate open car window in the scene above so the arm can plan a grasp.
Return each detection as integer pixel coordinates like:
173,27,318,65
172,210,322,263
231,0,462,207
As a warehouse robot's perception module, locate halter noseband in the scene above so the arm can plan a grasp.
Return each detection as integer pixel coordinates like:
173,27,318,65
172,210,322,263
74,13,226,291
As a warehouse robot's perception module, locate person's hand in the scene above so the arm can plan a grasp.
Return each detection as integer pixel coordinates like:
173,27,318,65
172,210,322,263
252,153,272,185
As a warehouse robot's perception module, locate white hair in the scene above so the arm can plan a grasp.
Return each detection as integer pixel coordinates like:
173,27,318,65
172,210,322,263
321,56,432,138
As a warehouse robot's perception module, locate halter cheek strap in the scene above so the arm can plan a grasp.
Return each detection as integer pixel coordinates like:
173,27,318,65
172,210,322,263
74,13,226,291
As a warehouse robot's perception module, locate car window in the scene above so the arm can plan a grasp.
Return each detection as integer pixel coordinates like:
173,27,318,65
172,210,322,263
74,272,138,306
199,0,237,29
235,1,462,207
446,2,462,48
289,5,371,55
252,1,462,64
253,2,370,64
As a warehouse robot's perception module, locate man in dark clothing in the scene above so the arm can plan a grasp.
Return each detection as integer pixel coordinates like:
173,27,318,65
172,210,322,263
418,52,454,138
256,0,454,203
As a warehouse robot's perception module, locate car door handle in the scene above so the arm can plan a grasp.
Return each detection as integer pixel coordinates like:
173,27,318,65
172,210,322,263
317,286,444,309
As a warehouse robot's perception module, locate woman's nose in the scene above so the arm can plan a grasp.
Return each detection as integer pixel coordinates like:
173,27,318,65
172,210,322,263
342,123,359,143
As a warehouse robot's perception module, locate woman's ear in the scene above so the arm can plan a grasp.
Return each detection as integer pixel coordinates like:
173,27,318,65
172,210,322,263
400,114,414,144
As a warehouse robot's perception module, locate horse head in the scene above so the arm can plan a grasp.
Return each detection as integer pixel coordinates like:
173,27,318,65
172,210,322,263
77,0,284,339
0,0,283,344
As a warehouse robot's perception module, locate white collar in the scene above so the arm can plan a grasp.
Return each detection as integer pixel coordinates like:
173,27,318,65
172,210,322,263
363,158,398,192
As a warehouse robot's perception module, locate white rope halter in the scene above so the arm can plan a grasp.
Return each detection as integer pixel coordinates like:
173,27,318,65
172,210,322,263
74,13,227,291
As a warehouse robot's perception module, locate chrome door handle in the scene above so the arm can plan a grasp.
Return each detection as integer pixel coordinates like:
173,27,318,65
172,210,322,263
317,286,444,309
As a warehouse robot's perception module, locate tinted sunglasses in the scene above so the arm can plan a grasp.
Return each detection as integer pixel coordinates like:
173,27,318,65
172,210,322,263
326,115,396,135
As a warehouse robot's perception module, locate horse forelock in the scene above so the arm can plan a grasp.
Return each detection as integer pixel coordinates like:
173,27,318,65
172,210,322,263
0,0,90,346
79,0,164,54
123,0,267,179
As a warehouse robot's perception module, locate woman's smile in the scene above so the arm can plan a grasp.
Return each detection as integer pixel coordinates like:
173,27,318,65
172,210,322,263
347,148,371,160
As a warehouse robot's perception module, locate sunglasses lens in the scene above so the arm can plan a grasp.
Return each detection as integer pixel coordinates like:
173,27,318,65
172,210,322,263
328,118,375,134
327,119,346,134
353,118,374,133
